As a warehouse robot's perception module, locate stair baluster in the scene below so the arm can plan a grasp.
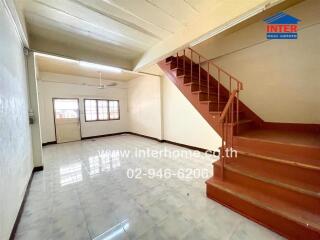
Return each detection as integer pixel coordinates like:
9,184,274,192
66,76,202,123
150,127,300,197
207,62,210,102
159,48,320,239
198,55,201,89
163,47,243,178
185,48,243,178
183,49,186,76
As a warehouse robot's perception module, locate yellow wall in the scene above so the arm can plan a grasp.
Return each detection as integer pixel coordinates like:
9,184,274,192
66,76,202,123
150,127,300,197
194,0,320,124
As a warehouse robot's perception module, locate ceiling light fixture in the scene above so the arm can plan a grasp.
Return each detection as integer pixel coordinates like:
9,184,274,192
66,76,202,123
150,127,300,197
35,52,78,63
189,1,276,47
35,53,123,73
79,61,122,73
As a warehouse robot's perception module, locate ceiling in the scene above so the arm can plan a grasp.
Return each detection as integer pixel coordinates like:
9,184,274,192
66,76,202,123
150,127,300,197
192,0,305,60
36,55,142,82
21,0,223,66
138,63,164,76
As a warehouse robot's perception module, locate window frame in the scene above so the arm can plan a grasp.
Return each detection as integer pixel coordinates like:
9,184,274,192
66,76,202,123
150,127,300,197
53,98,80,120
84,99,120,122
84,99,98,122
108,100,120,120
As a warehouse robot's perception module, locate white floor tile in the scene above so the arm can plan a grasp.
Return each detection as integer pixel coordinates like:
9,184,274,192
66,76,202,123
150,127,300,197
14,135,283,240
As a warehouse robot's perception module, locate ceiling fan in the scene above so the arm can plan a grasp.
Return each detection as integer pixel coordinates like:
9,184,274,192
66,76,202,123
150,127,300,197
97,71,118,89
97,71,105,89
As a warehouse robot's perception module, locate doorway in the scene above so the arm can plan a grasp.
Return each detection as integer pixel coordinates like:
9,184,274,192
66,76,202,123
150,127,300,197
53,98,81,143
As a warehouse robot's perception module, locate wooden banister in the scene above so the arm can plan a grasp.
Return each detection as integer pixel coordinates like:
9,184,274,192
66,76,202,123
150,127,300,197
176,47,244,179
187,47,243,90
220,90,237,122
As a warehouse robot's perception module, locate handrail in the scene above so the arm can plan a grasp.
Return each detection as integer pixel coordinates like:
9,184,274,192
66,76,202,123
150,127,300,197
187,47,243,90
172,47,244,180
220,90,237,122
219,90,238,180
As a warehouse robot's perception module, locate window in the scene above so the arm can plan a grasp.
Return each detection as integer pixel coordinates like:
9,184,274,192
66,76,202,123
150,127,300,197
109,100,120,120
84,99,120,121
54,99,79,119
98,100,109,120
84,99,97,121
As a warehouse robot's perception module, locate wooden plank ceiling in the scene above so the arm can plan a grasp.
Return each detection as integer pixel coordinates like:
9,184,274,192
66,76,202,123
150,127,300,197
22,0,222,63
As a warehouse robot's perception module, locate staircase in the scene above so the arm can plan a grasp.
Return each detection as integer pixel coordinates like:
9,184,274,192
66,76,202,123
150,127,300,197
158,48,320,239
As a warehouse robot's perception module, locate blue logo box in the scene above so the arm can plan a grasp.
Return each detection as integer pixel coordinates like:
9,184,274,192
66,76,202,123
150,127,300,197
267,33,298,39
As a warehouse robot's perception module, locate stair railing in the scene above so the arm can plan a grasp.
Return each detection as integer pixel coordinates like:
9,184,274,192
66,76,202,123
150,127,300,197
219,90,237,177
175,47,243,178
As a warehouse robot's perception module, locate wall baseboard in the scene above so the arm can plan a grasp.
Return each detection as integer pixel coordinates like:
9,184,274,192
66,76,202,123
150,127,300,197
161,139,218,155
12,132,215,239
127,132,218,155
81,132,129,140
42,131,218,154
127,132,162,142
33,166,44,172
9,166,44,240
42,141,57,146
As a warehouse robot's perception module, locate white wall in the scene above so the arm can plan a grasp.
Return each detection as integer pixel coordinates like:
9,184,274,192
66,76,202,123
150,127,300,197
127,73,221,151
194,0,320,124
128,75,162,140
27,53,43,167
38,72,129,143
39,72,220,151
162,76,221,151
0,1,33,239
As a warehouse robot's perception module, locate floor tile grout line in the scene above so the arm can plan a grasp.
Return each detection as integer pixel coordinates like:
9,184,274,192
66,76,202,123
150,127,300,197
15,135,283,240
74,186,93,240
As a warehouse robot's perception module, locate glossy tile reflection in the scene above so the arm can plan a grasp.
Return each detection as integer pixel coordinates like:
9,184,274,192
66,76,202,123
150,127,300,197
60,163,83,186
14,135,284,240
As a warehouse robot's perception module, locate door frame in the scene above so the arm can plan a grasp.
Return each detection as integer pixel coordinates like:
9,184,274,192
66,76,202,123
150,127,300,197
52,97,82,143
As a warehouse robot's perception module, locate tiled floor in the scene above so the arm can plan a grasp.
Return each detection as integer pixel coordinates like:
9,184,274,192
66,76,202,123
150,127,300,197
15,134,284,240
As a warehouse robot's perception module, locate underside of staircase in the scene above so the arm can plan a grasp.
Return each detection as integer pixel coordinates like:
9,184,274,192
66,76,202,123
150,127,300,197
158,50,320,239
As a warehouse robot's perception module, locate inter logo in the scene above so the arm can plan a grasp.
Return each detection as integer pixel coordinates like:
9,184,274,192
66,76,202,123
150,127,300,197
264,12,301,40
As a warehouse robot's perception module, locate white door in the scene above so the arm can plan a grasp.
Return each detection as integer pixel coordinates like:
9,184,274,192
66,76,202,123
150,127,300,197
53,98,81,143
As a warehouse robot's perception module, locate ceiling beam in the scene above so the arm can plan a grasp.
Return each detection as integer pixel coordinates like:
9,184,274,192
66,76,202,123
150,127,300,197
28,0,159,50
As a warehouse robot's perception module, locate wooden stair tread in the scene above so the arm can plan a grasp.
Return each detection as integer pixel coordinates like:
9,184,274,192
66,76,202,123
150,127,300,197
171,67,200,72
225,158,320,197
210,110,244,114
206,177,320,231
209,111,246,120
200,100,227,103
160,56,320,238
235,148,320,170
192,91,218,95
184,82,217,87
238,128,320,149
176,73,202,78
228,119,252,125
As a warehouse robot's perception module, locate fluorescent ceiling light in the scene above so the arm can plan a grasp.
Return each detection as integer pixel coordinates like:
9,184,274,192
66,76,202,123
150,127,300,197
35,52,78,63
189,2,274,47
35,53,123,73
79,61,122,73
